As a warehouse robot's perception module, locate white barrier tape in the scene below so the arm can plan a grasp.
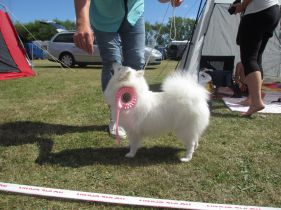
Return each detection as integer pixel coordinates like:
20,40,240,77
0,182,279,210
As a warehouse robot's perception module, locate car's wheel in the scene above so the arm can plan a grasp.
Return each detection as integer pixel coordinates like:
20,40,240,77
59,52,75,68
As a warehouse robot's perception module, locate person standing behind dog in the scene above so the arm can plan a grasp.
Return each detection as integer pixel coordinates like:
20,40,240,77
233,0,280,116
73,0,183,139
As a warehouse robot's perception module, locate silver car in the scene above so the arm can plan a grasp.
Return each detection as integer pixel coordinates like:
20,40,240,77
47,31,162,67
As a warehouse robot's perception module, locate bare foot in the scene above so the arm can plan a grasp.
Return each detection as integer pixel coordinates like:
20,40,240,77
239,93,265,106
239,98,251,106
241,104,265,117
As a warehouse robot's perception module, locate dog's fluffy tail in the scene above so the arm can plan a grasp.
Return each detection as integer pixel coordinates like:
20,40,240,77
162,71,210,101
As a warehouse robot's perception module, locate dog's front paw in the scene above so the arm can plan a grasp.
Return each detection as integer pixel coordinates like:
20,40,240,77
180,156,192,162
125,152,136,158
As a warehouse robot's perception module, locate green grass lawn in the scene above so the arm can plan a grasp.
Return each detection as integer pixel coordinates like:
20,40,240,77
0,60,280,209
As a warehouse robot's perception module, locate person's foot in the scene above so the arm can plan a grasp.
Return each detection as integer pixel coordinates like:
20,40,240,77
108,120,127,139
241,104,265,117
239,92,265,106
239,98,251,106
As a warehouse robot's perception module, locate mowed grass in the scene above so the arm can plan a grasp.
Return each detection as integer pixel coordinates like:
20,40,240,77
0,60,280,209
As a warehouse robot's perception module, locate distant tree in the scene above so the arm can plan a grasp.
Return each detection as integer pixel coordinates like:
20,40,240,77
145,22,155,45
166,17,195,41
15,19,76,42
15,18,195,44
152,22,170,46
145,17,195,47
15,21,56,42
53,19,76,30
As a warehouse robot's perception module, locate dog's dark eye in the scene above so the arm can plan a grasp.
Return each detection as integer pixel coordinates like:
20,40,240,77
122,92,131,103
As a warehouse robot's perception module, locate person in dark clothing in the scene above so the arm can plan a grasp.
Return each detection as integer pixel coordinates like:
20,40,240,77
234,0,280,116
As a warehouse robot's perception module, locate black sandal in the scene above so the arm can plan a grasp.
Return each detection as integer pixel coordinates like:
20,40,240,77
271,97,281,103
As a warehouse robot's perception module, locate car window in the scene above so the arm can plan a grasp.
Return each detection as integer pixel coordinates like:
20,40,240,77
53,34,74,43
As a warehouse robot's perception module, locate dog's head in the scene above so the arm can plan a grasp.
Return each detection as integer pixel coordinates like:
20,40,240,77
112,63,144,83
104,63,148,107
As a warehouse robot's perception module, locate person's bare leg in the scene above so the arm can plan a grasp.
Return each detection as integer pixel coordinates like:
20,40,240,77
239,89,265,106
241,71,265,116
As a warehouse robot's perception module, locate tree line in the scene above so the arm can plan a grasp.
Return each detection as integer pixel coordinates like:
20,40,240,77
15,17,195,46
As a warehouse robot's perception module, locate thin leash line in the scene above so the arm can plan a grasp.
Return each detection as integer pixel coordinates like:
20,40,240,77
154,61,175,84
144,0,181,80
181,0,205,70
0,2,75,72
169,2,177,41
143,2,171,71
174,0,202,71
183,0,198,19
156,59,170,78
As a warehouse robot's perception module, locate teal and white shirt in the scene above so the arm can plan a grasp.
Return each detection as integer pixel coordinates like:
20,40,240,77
90,0,144,32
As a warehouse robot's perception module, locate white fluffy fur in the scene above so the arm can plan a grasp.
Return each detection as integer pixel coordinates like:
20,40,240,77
104,64,210,162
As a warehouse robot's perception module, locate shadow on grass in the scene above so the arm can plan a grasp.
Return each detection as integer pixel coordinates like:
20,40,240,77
45,146,182,167
33,65,62,69
0,121,107,165
72,65,103,70
0,121,182,166
149,83,162,92
211,112,239,118
209,102,227,110
209,99,240,118
144,66,158,70
34,65,102,70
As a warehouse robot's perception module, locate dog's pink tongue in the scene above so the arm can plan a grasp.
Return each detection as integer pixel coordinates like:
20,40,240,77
115,87,137,144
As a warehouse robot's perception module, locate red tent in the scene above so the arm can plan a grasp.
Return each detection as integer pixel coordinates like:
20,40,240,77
0,9,35,80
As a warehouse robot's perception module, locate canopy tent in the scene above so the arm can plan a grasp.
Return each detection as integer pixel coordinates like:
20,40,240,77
0,6,35,80
178,0,281,82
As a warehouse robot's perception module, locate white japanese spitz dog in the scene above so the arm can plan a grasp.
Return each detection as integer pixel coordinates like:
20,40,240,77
104,64,210,162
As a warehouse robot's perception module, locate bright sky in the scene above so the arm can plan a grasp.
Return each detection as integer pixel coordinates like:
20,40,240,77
0,0,200,24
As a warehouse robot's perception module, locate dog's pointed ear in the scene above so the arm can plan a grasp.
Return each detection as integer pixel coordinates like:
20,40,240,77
136,70,144,77
118,70,131,81
112,63,122,74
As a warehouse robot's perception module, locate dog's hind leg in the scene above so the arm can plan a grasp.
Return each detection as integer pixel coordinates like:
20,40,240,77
176,130,199,162
125,134,141,158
